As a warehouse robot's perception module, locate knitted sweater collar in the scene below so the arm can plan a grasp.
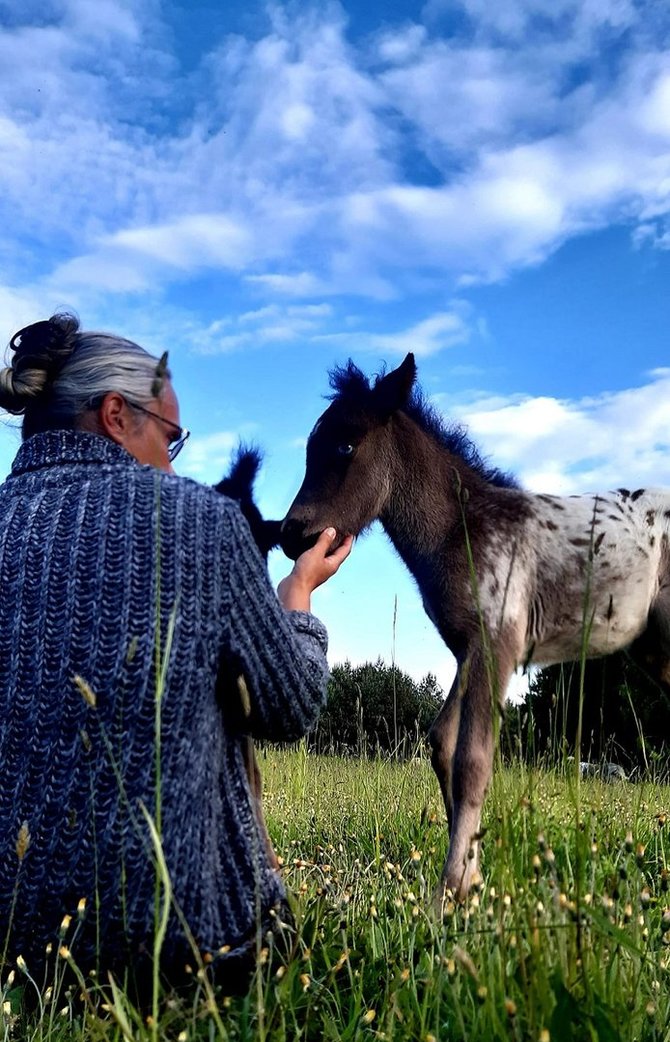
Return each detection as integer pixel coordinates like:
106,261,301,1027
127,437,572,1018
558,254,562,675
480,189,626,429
11,430,137,475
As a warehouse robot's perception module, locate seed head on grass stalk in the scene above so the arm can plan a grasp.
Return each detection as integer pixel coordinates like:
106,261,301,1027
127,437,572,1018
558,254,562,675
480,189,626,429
15,822,30,862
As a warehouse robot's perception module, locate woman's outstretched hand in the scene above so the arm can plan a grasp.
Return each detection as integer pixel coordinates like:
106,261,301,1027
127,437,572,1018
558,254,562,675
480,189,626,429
277,528,354,612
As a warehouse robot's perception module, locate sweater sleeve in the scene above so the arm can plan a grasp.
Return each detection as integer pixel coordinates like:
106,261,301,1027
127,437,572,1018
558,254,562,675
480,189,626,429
219,503,330,741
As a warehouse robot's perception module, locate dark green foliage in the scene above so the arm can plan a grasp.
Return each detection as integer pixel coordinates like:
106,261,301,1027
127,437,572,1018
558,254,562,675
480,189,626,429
505,652,670,773
311,659,444,756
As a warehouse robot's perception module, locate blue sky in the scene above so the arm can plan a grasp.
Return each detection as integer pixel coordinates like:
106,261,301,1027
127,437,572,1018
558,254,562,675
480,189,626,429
1,0,670,698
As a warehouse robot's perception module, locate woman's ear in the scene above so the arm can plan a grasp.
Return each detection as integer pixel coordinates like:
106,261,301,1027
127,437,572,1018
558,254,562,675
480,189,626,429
97,392,133,446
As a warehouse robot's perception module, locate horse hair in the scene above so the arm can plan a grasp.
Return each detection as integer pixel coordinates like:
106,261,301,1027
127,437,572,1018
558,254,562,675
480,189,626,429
329,359,518,490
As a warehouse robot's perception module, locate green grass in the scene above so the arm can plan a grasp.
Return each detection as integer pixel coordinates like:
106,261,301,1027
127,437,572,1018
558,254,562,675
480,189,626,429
4,748,670,1041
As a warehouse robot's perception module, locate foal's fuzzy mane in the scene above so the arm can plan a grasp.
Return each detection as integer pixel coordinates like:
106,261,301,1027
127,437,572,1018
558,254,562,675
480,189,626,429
329,360,519,490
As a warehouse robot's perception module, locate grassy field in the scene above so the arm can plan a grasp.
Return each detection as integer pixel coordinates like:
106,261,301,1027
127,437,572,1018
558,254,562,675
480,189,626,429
3,747,670,1041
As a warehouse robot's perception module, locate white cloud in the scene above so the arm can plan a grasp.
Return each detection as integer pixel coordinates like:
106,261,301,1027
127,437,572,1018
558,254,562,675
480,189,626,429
312,304,474,357
337,43,670,282
379,41,560,159
634,220,670,249
366,308,472,356
374,24,428,64
176,430,245,483
1,2,670,307
437,368,670,494
244,272,328,297
424,0,637,45
62,0,144,43
48,214,255,295
110,216,252,269
189,302,336,355
0,285,47,348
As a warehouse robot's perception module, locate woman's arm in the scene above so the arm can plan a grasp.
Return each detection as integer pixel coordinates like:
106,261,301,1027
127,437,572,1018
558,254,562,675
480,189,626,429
221,509,353,741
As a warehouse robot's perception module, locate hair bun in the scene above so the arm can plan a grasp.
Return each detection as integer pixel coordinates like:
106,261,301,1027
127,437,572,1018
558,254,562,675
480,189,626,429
0,312,80,413
10,313,79,376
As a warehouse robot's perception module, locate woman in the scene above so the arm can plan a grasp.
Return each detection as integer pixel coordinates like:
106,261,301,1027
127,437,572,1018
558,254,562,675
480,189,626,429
0,313,351,992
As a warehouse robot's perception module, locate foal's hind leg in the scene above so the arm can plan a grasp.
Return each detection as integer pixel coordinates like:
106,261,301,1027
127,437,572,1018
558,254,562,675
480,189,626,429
630,586,670,689
436,645,514,906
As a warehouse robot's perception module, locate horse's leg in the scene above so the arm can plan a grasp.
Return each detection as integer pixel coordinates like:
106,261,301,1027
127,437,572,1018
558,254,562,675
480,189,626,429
646,585,670,686
630,587,670,689
437,644,514,904
428,672,465,829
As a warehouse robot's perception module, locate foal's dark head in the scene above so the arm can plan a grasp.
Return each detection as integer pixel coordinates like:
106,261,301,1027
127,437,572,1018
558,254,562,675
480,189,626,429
281,354,417,560
281,352,518,561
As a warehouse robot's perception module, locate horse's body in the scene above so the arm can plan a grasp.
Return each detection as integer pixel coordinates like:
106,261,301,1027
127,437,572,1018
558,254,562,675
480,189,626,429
459,485,670,668
280,354,670,901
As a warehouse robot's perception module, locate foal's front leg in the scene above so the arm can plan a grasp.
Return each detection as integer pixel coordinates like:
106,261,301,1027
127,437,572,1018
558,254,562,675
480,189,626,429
428,670,466,828
437,646,512,904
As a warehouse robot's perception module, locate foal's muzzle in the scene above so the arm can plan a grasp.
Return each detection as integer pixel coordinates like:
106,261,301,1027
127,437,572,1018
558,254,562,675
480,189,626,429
279,519,320,561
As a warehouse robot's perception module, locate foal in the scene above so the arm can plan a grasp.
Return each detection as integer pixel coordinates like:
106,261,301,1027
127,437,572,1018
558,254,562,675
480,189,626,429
281,353,670,901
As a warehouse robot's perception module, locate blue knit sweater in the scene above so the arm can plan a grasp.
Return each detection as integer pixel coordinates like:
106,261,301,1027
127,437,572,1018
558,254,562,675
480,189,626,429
0,430,329,979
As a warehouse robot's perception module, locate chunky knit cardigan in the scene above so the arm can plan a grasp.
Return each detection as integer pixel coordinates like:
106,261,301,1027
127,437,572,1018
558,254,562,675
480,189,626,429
0,430,329,980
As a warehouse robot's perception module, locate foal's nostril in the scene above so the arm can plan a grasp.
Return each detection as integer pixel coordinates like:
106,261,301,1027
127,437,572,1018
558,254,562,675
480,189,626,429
280,517,301,539
279,518,306,561
279,518,321,561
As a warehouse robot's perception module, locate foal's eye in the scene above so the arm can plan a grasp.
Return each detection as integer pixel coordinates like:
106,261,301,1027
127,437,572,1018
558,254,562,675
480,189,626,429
337,443,354,457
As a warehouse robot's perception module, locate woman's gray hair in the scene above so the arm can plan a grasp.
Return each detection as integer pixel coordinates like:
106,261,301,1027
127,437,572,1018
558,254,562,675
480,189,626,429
0,313,171,439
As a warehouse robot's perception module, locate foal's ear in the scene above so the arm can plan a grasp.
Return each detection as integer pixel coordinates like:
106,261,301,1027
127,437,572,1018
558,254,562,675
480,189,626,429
373,353,416,418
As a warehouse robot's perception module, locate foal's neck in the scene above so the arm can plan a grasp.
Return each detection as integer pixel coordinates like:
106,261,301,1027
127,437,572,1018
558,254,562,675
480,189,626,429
380,411,477,561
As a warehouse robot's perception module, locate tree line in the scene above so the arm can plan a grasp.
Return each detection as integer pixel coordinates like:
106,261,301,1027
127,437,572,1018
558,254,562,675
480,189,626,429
311,659,443,756
504,652,670,774
313,654,670,772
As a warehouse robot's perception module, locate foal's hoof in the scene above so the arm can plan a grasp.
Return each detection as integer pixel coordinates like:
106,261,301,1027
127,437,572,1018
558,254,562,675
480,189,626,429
431,871,482,917
430,883,457,919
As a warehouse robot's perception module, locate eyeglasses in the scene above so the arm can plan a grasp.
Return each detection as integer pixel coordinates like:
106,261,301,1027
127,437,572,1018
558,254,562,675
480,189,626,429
129,402,191,462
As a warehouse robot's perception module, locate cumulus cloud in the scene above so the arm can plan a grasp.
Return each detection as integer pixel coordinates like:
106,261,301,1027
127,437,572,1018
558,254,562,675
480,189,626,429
337,43,670,282
0,285,47,347
179,298,472,358
315,303,474,356
436,367,670,493
49,215,256,295
1,2,669,325
245,272,329,297
424,0,638,46
175,430,247,483
190,302,335,354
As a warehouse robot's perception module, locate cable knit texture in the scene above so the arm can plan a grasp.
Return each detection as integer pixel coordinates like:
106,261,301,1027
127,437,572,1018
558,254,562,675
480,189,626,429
0,430,329,979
